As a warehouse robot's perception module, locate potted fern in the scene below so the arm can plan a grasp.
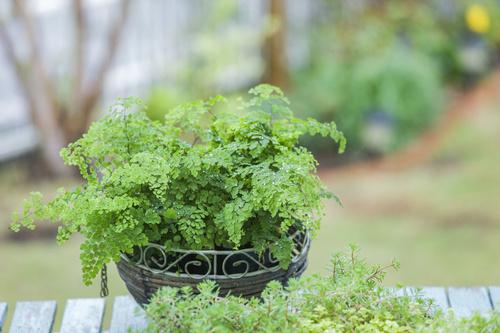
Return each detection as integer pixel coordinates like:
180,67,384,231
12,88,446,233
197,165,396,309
11,85,345,305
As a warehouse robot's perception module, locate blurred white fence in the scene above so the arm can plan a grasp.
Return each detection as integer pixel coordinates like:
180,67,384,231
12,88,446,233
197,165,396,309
0,0,314,161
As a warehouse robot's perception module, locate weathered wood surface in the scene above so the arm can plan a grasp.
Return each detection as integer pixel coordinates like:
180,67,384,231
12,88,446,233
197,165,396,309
0,303,7,332
448,287,492,317
108,296,147,333
8,301,56,333
2,287,500,332
60,299,105,333
420,287,449,311
490,286,500,311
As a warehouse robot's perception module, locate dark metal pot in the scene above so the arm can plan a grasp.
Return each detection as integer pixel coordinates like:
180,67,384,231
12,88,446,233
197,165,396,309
116,231,310,306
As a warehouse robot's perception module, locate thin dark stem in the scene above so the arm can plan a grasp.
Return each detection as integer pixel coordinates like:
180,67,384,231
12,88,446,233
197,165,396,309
123,112,132,161
365,263,397,282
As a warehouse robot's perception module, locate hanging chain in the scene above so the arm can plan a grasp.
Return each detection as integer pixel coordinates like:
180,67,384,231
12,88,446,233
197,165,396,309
100,264,109,297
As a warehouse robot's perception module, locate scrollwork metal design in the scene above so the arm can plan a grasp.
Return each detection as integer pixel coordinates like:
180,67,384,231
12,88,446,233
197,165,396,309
122,231,310,280
184,252,212,279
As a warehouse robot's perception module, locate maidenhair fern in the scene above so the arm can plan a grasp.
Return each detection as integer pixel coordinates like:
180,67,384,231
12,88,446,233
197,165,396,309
11,85,345,285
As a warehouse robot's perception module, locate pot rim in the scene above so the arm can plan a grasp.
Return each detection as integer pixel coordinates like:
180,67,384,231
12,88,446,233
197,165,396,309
120,230,310,280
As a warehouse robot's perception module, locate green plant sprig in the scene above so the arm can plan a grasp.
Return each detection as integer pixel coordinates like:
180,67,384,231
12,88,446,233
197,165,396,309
11,85,345,285
141,246,500,333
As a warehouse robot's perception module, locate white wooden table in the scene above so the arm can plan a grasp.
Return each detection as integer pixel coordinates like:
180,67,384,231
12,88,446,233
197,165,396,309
1,287,499,332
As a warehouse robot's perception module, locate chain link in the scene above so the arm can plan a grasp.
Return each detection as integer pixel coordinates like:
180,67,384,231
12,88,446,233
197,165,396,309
100,264,109,297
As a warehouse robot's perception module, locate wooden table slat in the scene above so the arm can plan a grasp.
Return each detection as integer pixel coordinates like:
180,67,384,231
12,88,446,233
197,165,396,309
420,287,449,311
60,298,105,333
489,286,500,311
108,296,147,333
448,287,492,317
8,301,56,333
0,303,7,332
393,287,449,312
394,287,416,297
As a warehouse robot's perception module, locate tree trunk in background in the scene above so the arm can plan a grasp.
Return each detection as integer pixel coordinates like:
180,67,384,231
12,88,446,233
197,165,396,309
24,69,70,176
263,0,290,90
0,0,131,177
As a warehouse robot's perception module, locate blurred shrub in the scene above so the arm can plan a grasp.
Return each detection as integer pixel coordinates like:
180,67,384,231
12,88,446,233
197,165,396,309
384,1,464,83
290,0,461,155
320,0,462,83
292,45,442,153
342,46,442,150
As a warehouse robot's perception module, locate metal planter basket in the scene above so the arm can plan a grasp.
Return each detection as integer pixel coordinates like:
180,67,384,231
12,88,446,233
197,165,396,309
117,231,310,306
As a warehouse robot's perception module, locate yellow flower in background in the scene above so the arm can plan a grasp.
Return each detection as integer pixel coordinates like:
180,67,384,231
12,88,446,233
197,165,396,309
466,4,491,34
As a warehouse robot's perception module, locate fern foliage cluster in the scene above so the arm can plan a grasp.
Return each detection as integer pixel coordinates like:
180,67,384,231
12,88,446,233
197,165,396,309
11,85,345,285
